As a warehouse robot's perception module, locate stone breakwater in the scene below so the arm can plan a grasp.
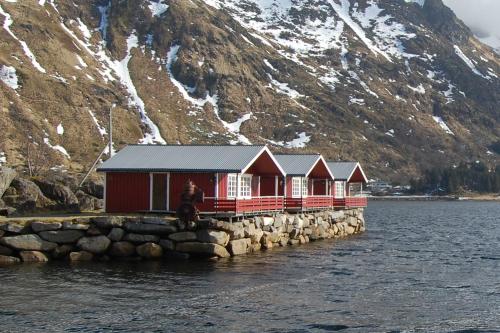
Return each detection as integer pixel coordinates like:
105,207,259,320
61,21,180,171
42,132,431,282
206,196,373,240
0,209,365,264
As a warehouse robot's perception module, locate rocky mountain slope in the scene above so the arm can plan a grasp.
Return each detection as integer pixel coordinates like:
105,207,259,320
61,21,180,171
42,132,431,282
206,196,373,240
0,0,499,181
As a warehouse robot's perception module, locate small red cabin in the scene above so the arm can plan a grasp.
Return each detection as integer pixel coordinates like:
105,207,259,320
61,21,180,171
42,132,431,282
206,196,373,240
275,154,334,211
97,145,286,215
327,162,368,208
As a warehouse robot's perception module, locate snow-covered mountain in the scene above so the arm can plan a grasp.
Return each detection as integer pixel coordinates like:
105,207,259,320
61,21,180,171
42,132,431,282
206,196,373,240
0,0,498,180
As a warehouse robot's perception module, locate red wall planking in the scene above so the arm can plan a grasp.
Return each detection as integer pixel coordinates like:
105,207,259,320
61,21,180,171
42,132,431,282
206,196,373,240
105,172,150,213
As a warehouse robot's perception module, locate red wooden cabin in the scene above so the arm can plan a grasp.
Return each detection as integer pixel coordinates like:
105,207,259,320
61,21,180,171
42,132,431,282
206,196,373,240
327,162,368,208
275,154,334,211
97,145,286,215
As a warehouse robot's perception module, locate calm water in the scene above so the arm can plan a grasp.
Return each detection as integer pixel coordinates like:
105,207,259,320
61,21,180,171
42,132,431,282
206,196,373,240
1,201,499,333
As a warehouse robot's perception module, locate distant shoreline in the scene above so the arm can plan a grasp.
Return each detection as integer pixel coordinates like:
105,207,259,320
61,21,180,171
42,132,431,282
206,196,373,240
369,195,500,202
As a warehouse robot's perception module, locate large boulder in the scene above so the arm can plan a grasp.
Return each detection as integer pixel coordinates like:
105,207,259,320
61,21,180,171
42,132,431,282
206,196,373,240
108,241,136,257
32,178,79,211
75,190,96,211
196,229,230,246
80,178,104,199
169,231,197,242
197,219,244,239
0,255,20,265
19,251,49,263
3,178,54,213
124,221,177,235
107,228,125,241
0,222,30,234
0,167,16,198
122,233,160,243
77,236,111,254
0,234,57,251
62,221,89,231
136,242,163,258
228,238,251,256
159,239,175,251
176,242,230,258
39,230,84,244
31,221,62,232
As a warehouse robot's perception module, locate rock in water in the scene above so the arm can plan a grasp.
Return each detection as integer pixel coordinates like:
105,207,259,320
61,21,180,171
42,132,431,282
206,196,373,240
196,229,230,246
19,251,49,263
0,234,57,251
77,236,111,254
108,241,136,257
39,230,84,244
52,244,74,259
69,251,93,262
228,238,251,256
0,255,21,265
0,245,13,256
176,242,230,258
136,242,163,258
159,239,175,251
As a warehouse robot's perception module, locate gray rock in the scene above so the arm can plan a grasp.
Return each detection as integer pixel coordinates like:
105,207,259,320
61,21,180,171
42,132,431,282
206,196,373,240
279,237,289,247
80,179,104,199
141,217,171,225
288,239,300,245
346,226,355,235
123,233,160,243
289,228,301,239
77,236,111,254
228,238,251,256
31,221,62,232
0,234,57,251
0,245,13,256
91,216,123,229
19,251,49,263
75,190,95,211
136,242,163,258
32,179,79,211
62,221,89,230
196,229,229,246
69,251,93,262
107,228,125,242
0,254,20,265
0,167,16,198
159,239,175,251
169,231,197,242
108,241,136,257
124,221,176,235
249,243,261,252
262,231,280,244
176,242,230,258
303,227,312,236
3,178,54,213
249,228,263,244
0,223,29,234
52,244,74,259
299,235,306,244
86,226,103,236
39,230,84,244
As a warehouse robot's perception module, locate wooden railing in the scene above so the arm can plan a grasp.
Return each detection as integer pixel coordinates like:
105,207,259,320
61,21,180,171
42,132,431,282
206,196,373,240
215,196,284,213
332,196,367,208
286,196,332,210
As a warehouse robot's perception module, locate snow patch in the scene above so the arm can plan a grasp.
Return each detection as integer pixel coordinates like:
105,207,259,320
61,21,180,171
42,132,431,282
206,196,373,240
0,152,6,166
267,73,303,99
148,0,169,17
407,84,425,94
0,65,18,89
87,109,107,137
56,123,64,135
0,4,46,73
112,33,166,144
404,0,425,6
432,116,454,135
43,137,71,159
454,45,490,80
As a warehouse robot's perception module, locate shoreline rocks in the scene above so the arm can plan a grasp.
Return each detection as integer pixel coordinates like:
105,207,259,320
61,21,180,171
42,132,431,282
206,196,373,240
0,208,366,265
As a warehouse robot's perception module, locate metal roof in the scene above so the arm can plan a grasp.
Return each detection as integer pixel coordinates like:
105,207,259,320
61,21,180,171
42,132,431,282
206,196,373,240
327,162,363,181
274,154,321,176
97,145,269,173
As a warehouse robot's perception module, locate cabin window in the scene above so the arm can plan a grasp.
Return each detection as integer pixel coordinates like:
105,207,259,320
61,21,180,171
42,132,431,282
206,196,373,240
227,174,237,198
239,175,252,198
292,177,301,197
302,178,308,197
335,181,345,198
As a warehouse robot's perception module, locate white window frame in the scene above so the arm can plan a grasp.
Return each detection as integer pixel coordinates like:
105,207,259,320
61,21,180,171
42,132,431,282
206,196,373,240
292,177,301,198
302,177,308,197
227,174,237,198
335,181,345,199
239,174,252,198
